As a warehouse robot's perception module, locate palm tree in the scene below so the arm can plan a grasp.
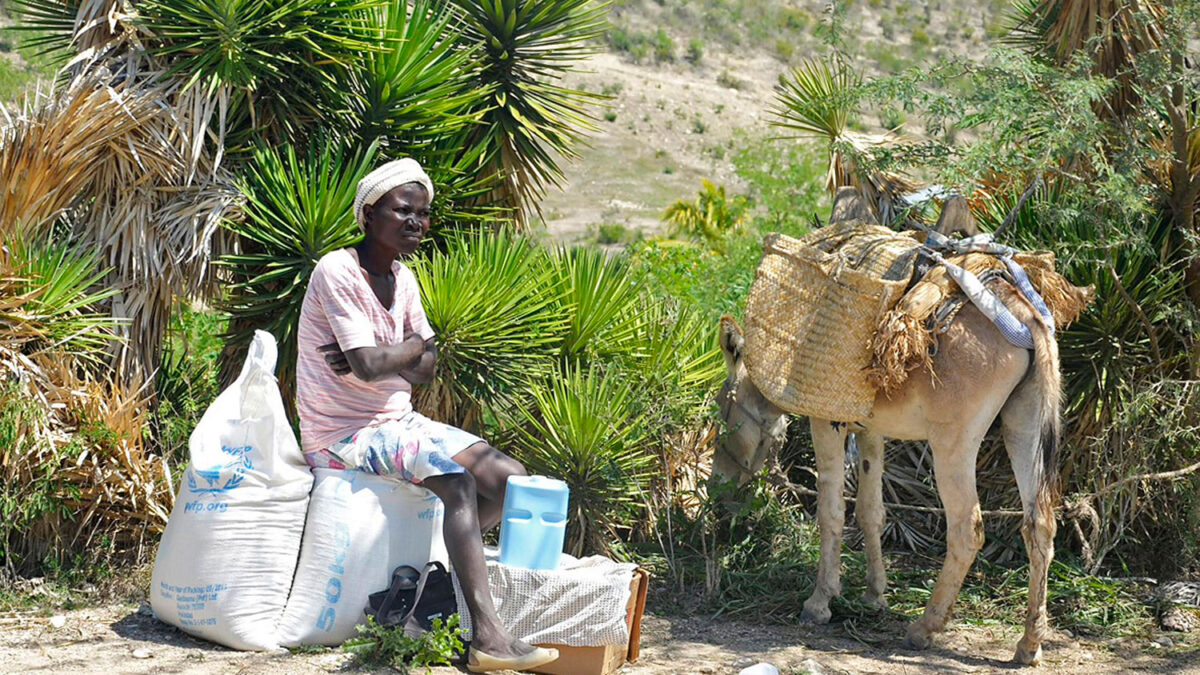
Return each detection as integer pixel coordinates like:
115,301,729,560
133,0,385,150
0,62,239,380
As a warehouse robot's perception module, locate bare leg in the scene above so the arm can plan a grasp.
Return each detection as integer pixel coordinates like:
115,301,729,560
800,418,847,625
453,442,527,532
856,432,888,610
422,472,533,659
904,430,985,650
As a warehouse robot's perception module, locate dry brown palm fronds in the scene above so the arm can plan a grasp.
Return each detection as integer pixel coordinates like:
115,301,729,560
827,132,925,225
1009,0,1165,116
1,59,240,378
658,423,717,518
0,71,160,233
0,350,172,574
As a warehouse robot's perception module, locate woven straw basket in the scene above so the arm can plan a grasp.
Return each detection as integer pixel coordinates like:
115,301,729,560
743,232,909,420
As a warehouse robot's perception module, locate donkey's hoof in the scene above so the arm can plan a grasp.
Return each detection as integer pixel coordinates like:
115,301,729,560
903,624,933,651
799,603,832,625
1013,642,1042,666
860,592,888,612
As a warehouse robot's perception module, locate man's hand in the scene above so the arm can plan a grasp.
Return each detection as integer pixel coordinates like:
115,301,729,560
318,342,351,376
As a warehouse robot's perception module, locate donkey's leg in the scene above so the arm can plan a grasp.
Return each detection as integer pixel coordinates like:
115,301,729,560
904,428,986,649
856,432,888,610
800,418,847,625
1001,387,1057,666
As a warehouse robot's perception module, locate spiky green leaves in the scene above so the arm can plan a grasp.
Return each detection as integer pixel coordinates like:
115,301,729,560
2,237,121,364
448,0,608,220
135,0,382,93
346,0,487,156
507,362,653,555
550,246,641,360
410,229,565,426
662,179,749,252
219,135,381,391
772,58,860,142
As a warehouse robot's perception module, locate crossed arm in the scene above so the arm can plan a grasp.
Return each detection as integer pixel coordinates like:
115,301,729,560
319,334,436,384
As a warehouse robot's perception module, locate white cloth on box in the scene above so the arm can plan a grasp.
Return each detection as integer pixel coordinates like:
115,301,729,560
277,469,449,646
452,549,638,646
150,330,313,651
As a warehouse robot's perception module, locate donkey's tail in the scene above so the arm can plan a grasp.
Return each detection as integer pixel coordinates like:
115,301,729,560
1025,302,1062,509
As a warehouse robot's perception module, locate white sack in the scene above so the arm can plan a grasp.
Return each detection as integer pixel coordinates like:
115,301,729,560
150,330,313,651
277,468,449,647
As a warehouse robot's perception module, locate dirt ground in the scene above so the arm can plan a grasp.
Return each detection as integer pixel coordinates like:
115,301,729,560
2,598,1198,675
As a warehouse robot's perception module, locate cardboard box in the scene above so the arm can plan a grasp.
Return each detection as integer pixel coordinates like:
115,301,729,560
529,567,649,675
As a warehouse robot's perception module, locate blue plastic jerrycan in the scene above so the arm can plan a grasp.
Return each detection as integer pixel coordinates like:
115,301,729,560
498,475,569,570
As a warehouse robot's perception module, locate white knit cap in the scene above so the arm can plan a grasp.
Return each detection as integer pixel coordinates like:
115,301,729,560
353,158,434,229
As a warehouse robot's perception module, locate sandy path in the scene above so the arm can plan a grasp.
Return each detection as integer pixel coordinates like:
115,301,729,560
3,601,1197,674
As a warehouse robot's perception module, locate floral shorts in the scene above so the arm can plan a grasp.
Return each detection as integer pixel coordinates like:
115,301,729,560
305,413,481,484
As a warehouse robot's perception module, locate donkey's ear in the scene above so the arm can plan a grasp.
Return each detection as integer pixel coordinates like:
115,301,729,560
719,315,744,365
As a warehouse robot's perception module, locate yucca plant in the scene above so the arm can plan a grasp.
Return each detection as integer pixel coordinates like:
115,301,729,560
219,135,382,399
1005,0,1165,117
344,0,485,154
133,0,385,148
1,233,122,367
447,0,607,223
771,57,919,224
9,0,133,61
547,245,641,362
506,362,653,556
626,301,724,427
410,229,565,430
662,179,749,252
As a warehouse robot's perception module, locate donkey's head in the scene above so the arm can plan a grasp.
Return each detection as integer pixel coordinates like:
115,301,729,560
714,316,789,486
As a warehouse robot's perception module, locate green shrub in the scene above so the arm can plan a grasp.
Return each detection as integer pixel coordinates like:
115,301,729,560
152,305,226,472
716,70,746,90
343,615,465,672
652,28,675,62
604,110,617,122
505,362,654,555
663,179,749,251
685,38,704,64
774,39,795,63
879,105,906,130
780,7,812,31
911,26,931,46
594,222,633,245
0,382,67,573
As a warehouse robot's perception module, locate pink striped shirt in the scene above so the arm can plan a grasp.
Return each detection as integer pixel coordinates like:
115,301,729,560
295,249,435,453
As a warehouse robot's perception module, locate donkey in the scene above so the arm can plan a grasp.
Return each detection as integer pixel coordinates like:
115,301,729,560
714,189,1061,665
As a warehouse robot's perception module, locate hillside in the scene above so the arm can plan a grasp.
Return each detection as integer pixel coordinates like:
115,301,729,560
542,0,1013,240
